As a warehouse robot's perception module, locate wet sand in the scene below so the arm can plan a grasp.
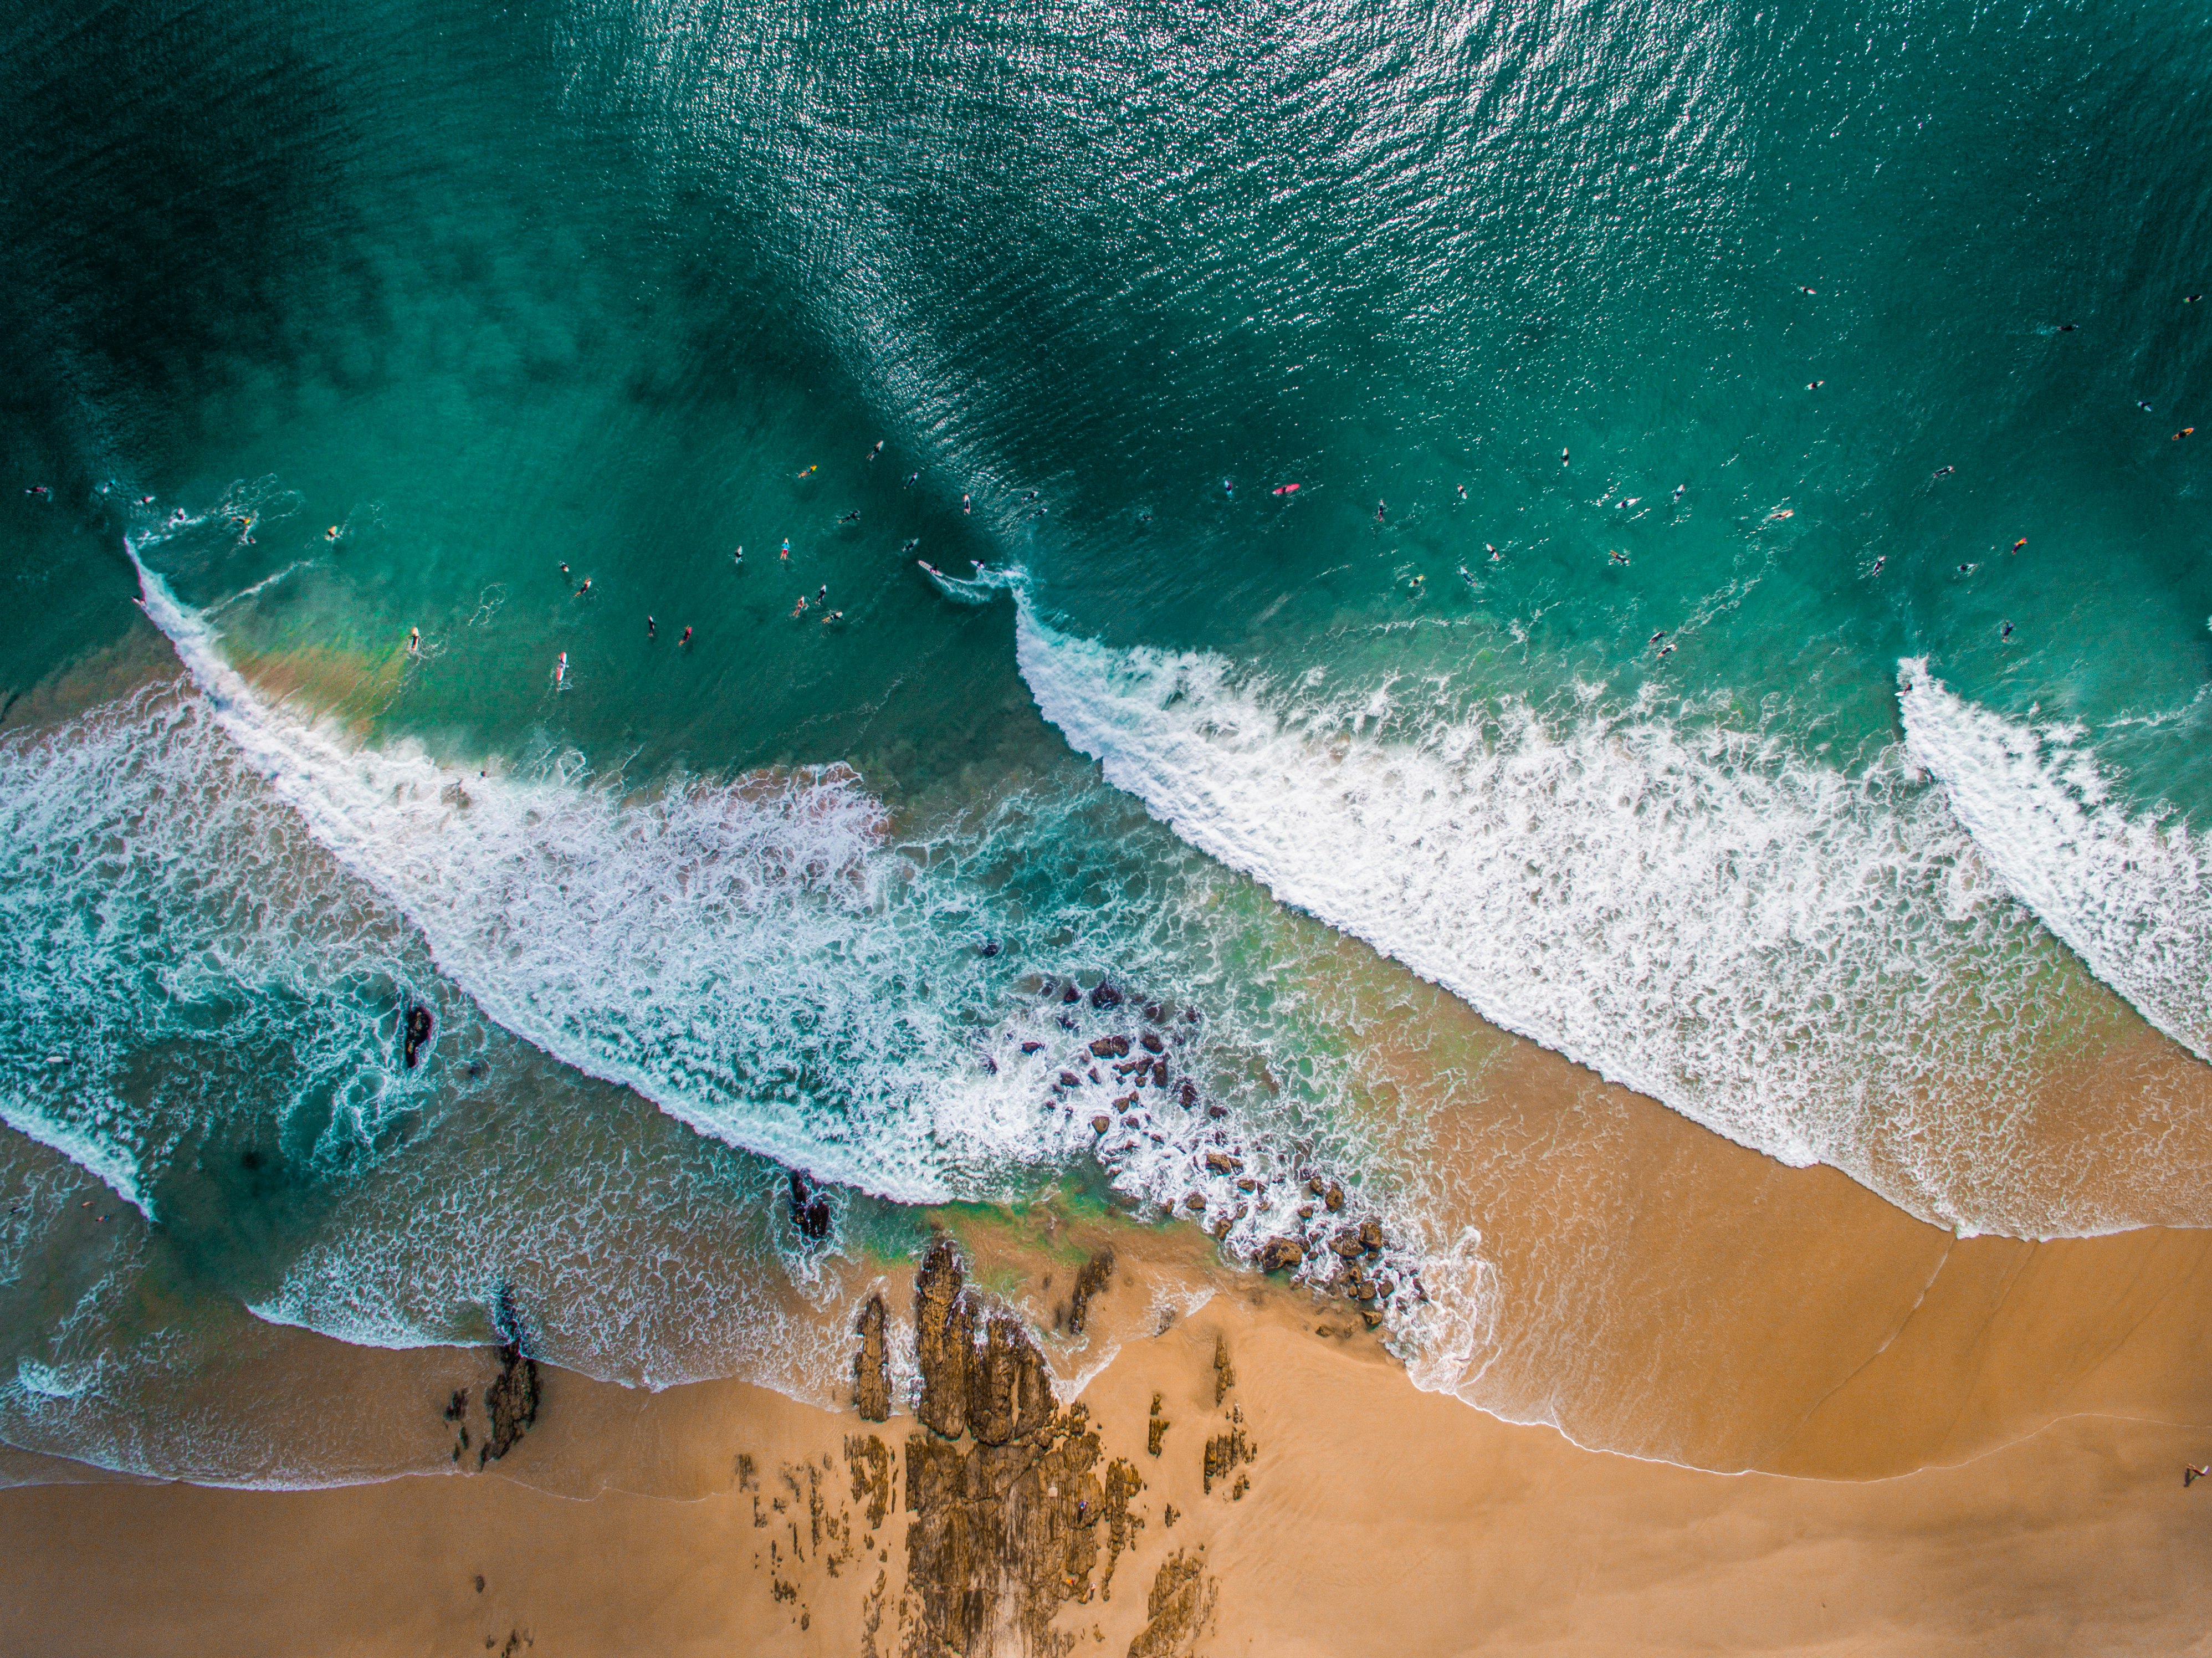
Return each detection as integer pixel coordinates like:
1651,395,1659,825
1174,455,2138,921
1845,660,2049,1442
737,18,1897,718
1,1280,2206,1658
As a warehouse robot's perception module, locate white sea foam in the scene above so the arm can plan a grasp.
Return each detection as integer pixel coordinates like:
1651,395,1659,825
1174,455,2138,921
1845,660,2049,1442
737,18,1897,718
119,540,1377,1253
1006,584,2199,1238
1900,659,2212,1061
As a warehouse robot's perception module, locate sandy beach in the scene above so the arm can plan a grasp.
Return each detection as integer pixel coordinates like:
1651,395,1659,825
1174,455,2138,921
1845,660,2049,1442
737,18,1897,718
4,1193,2210,1658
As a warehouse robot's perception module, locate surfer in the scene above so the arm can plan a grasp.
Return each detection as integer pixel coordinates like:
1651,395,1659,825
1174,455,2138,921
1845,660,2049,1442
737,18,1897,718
1608,549,1629,565
1561,447,1570,466
1872,556,1885,575
324,525,339,541
1932,465,1955,479
792,596,809,618
1375,499,1387,523
817,584,827,603
1456,484,1467,502
560,562,570,578
2140,401,2154,412
780,539,791,560
2011,538,2027,553
2188,295,2206,304
679,625,693,646
734,546,744,565
647,615,657,638
1650,630,1666,646
1223,479,1235,499
2187,1465,2209,1486
962,493,971,514
554,651,567,687
822,610,844,625
2175,428,2196,440
2057,323,2078,332
868,441,883,462
575,576,592,596
1798,284,1816,295
2001,620,2015,641
1806,379,1825,390
796,463,818,479
900,538,920,554
407,626,421,656
904,471,919,488
24,484,49,498
838,510,861,524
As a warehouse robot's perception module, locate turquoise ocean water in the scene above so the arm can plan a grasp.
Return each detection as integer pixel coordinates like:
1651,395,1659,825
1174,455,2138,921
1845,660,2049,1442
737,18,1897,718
6,0,2212,1482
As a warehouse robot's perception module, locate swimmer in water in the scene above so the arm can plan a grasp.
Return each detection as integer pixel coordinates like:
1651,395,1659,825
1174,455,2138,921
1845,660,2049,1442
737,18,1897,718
962,493,971,514
837,510,861,524
575,577,592,596
1561,448,1570,465
1608,549,1629,565
792,596,809,618
560,562,570,578
647,615,656,638
679,625,693,646
1932,465,1955,479
324,525,339,541
780,539,791,560
868,441,883,462
2175,428,2196,440
1375,499,1386,524
1872,556,1885,575
2001,620,2014,641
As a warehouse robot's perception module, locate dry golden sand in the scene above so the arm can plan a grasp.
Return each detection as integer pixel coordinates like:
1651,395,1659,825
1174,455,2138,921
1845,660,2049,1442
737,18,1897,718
1,1286,2209,1658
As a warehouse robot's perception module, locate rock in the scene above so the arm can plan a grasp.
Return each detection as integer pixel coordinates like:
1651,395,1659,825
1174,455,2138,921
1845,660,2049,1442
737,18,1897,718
1089,1035,1130,1058
1128,1549,1217,1658
1091,1115,1112,1133
1183,1193,1206,1211
1235,1178,1256,1193
913,1238,974,1440
1062,985,1081,1003
1179,1081,1198,1107
1324,1181,1345,1212
1143,1003,1163,1021
1203,1151,1241,1174
1140,1031,1164,1054
1058,1071,1081,1088
977,938,1000,957
1022,1041,1044,1054
788,1169,832,1241
969,1316,1054,1445
1297,1204,1314,1219
844,1432,894,1529
1257,1237,1304,1273
1067,1248,1114,1337
478,1288,540,1469
1089,982,1123,1010
852,1293,891,1422
1307,1175,1324,1195
1359,1219,1384,1254
1329,1230,1364,1259
402,1004,434,1069
1213,1334,1235,1404
1205,1105,1227,1119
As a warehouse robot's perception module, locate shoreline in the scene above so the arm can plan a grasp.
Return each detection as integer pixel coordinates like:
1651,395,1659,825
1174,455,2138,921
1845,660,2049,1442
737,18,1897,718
2,1251,2207,1657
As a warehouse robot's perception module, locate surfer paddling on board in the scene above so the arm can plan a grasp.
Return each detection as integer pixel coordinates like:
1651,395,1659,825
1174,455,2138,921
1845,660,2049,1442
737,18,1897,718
1272,482,1301,497
553,651,567,688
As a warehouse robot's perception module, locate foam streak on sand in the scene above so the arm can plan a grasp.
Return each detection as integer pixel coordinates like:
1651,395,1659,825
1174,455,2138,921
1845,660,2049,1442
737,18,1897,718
1901,658,2212,1062
1009,589,2175,1239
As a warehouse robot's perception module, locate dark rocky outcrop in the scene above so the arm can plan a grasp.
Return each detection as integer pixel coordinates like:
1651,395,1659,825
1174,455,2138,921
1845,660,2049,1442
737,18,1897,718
853,1293,891,1422
1066,1248,1114,1337
789,1169,833,1241
1212,1334,1235,1405
1089,1035,1130,1059
478,1288,540,1468
844,1433,895,1529
403,1004,434,1069
1088,981,1123,1010
1256,1236,1304,1273
902,1238,1113,1656
1127,1549,1216,1658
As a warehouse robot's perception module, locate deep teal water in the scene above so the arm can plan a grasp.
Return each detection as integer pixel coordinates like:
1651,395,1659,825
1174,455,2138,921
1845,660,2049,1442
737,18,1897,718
6,0,2212,1483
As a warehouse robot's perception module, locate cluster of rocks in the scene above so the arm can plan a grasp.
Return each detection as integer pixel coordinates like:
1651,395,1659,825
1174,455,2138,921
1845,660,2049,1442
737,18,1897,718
475,1286,541,1469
